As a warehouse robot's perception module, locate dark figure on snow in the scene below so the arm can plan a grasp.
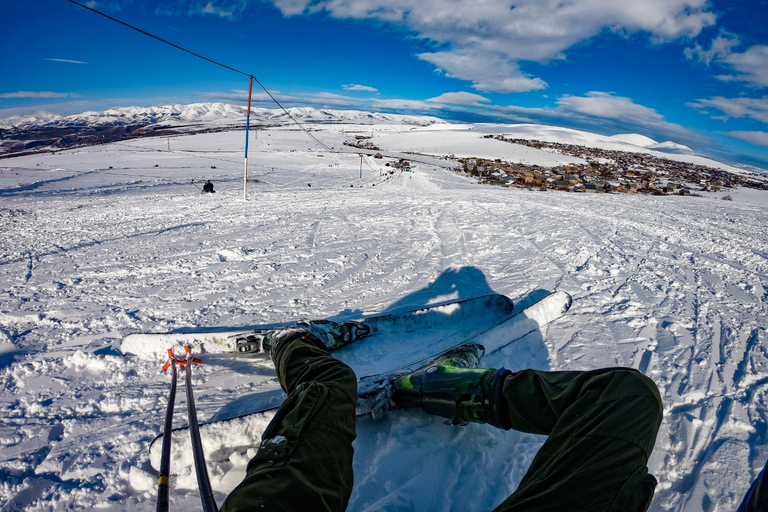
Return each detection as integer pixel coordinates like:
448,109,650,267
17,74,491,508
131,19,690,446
222,326,665,512
202,180,215,193
740,465,768,512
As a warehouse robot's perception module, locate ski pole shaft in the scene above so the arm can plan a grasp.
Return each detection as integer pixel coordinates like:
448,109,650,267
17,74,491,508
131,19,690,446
156,351,178,512
183,347,218,512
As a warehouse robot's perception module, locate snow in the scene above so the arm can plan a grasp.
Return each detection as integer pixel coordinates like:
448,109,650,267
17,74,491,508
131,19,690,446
1,114,768,511
461,122,747,173
609,133,660,147
1,103,446,130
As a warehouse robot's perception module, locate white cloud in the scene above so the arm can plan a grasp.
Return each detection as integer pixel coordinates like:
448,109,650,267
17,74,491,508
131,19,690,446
427,92,491,106
45,58,88,65
684,32,741,65
557,92,666,124
200,89,371,109
727,131,768,147
688,96,768,123
240,87,701,144
271,0,312,16
342,84,379,92
200,2,237,17
303,91,363,106
370,98,436,111
419,50,547,93
267,0,716,93
0,91,78,99
720,45,768,88
155,0,248,18
554,91,700,142
686,33,768,89
198,90,263,102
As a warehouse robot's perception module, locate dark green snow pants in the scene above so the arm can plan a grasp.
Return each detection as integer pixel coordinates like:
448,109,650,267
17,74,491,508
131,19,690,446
223,336,662,512
492,368,663,512
221,334,357,512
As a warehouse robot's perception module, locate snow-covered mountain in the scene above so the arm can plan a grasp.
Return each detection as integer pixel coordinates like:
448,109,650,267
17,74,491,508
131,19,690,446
465,123,694,156
1,103,448,130
610,134,693,154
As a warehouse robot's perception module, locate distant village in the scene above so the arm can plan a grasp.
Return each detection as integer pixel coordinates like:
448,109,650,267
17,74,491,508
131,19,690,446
461,136,768,195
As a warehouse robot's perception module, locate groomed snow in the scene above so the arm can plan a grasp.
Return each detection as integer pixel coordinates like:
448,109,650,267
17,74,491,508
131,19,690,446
1,120,767,511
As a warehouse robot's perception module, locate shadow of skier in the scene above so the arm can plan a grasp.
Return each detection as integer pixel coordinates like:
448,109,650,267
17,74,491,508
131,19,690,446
349,272,557,512
377,266,498,314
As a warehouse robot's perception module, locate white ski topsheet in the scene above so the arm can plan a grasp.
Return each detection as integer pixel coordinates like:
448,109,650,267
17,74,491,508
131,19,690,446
353,290,572,388
120,293,514,360
149,290,572,474
333,293,515,378
121,330,253,356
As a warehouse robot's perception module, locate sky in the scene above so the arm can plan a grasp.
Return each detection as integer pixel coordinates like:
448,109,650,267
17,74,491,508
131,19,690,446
2,0,768,169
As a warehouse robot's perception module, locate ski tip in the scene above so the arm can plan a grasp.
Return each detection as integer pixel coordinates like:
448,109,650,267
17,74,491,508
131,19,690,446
557,290,573,312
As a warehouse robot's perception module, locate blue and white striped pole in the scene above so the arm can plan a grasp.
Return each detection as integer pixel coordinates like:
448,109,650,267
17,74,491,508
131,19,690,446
243,75,254,201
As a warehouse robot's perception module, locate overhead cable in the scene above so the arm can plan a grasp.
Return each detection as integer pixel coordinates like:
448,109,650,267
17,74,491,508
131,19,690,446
65,0,340,154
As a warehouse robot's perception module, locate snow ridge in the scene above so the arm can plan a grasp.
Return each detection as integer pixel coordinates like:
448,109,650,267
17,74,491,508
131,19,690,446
1,103,447,129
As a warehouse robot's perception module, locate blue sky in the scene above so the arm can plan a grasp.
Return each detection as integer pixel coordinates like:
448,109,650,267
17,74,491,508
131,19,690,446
2,0,768,169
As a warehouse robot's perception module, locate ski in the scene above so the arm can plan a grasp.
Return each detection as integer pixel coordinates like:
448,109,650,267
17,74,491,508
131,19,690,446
121,293,516,358
147,290,572,474
355,289,572,416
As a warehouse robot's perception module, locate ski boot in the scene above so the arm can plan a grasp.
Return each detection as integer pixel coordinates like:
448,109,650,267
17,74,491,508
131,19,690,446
295,318,371,351
234,319,371,355
392,344,511,428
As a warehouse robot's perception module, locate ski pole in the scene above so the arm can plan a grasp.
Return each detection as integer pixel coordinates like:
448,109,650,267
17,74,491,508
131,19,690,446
182,346,218,512
157,349,179,512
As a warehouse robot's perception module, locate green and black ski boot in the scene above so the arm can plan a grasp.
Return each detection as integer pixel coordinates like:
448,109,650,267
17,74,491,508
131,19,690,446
392,344,511,428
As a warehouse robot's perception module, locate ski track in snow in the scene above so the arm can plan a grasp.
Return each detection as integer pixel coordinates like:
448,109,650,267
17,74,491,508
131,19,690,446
0,124,767,511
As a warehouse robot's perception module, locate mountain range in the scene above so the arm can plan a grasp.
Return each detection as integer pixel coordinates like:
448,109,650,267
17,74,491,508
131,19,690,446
1,103,447,130
0,102,696,160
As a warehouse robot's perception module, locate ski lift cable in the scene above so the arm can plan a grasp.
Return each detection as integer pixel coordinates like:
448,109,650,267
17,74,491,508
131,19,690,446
112,141,243,166
1,164,199,182
64,0,250,78
65,0,344,157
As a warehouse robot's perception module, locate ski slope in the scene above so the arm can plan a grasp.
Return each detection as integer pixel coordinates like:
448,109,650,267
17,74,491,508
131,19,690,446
1,119,767,511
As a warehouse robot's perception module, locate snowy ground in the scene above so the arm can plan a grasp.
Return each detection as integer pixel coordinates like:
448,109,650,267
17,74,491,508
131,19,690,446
1,121,767,511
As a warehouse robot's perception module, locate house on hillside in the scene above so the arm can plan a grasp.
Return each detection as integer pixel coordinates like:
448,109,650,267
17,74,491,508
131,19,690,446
585,184,604,193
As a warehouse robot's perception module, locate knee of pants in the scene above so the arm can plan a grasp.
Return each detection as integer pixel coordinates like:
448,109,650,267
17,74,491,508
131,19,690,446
275,337,357,398
595,369,662,414
249,380,356,467
590,369,664,453
223,381,357,512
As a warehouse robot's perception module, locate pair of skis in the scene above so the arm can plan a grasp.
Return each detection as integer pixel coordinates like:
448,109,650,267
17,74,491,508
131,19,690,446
132,290,573,482
156,347,218,512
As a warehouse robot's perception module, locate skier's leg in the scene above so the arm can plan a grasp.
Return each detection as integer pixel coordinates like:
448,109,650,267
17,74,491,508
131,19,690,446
222,329,357,512
737,457,768,512
491,368,662,512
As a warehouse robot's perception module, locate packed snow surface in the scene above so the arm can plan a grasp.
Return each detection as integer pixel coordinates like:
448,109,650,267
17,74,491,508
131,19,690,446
1,119,767,512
